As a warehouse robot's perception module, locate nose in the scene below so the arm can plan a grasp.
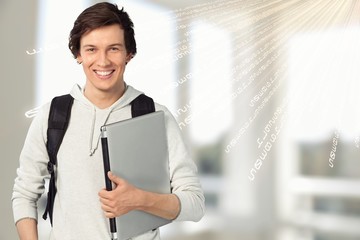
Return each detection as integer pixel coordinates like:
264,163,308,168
97,51,110,67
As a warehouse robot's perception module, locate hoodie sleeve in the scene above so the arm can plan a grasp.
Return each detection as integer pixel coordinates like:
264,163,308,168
156,104,205,222
12,104,50,224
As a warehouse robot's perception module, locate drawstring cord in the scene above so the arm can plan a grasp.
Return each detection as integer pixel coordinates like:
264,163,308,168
89,107,113,156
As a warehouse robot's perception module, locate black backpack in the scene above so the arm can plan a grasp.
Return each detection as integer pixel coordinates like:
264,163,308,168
42,93,155,225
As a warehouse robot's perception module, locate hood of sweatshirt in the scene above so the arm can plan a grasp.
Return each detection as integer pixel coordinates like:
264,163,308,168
70,84,143,156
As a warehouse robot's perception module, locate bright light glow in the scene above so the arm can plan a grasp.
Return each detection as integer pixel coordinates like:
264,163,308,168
288,27,360,141
36,0,88,106
122,1,177,110
189,20,233,145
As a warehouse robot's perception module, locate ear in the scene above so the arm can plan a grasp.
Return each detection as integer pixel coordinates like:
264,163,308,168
76,54,83,64
125,53,133,65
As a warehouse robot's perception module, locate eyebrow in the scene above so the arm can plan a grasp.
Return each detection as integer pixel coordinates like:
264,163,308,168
82,43,125,48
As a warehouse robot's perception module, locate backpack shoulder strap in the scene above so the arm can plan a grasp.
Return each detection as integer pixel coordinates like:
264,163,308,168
46,94,74,162
43,94,74,225
131,94,155,117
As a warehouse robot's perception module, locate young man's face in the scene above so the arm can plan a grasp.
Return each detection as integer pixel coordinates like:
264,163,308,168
77,24,132,96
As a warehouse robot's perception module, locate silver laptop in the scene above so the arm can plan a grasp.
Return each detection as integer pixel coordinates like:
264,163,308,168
100,111,171,240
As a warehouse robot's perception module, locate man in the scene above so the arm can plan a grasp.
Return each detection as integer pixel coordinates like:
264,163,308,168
12,2,205,239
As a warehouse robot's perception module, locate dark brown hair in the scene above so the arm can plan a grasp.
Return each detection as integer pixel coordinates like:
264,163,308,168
68,2,137,59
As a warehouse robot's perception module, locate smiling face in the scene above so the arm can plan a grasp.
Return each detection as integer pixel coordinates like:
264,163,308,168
77,24,132,105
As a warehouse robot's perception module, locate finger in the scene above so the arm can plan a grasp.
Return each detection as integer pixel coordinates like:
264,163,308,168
102,207,115,218
101,203,121,218
101,203,113,212
98,189,111,198
107,171,123,185
99,195,118,208
104,212,116,218
101,200,118,214
99,196,110,205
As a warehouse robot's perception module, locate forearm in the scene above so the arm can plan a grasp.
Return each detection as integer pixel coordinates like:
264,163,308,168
16,218,38,240
139,192,180,220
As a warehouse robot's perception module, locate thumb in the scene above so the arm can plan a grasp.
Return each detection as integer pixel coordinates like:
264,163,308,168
107,171,122,185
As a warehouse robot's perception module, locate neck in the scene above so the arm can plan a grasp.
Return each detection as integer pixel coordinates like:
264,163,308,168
84,83,126,109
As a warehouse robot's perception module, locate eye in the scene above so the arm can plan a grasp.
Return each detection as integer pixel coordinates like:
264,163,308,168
86,48,95,52
110,47,119,52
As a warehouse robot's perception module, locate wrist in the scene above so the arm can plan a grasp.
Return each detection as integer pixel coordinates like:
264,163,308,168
137,189,153,211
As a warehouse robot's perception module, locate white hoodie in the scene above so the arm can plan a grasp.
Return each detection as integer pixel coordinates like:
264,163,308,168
12,84,205,239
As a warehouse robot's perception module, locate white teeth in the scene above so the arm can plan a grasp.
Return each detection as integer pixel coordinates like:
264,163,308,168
95,71,113,76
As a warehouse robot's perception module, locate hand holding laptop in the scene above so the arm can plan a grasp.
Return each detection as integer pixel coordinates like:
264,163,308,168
99,171,143,218
99,171,180,220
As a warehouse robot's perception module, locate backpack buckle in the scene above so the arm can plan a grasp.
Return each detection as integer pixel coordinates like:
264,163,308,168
47,162,54,174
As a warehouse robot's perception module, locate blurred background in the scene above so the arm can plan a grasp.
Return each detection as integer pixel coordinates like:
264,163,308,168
1,0,360,239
